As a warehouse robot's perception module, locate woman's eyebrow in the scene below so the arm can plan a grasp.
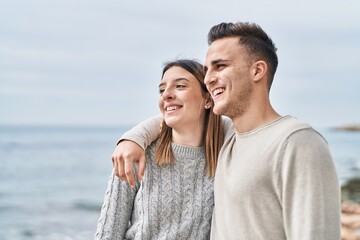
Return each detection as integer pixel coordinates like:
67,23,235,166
158,78,190,88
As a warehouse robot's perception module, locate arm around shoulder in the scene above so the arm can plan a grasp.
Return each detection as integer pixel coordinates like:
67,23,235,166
112,115,162,186
118,115,162,150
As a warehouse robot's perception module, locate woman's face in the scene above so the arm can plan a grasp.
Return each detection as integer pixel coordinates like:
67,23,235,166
158,66,208,130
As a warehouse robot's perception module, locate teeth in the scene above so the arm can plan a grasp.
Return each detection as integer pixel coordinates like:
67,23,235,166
166,106,178,111
213,88,224,96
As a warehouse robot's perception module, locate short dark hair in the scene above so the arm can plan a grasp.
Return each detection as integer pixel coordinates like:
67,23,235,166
208,22,278,89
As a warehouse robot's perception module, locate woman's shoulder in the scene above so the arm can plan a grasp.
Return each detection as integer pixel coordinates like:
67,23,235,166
145,139,159,157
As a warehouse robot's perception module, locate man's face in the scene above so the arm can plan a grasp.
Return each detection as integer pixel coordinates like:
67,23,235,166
204,37,253,119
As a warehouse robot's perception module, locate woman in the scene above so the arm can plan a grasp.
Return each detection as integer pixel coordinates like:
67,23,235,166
95,59,225,239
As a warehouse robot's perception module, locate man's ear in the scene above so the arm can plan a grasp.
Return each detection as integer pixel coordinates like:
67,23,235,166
252,61,267,82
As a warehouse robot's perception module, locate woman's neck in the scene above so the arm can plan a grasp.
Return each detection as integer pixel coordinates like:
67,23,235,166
171,125,204,147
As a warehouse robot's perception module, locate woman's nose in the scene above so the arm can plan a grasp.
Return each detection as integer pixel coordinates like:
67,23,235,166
162,88,175,100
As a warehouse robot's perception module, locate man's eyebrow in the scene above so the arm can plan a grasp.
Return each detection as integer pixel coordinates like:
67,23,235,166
206,59,228,68
211,59,222,65
211,59,229,65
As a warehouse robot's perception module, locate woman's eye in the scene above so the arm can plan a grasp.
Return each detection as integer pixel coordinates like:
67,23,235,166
176,84,186,89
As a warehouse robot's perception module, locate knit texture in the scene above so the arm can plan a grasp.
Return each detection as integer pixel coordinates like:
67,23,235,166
95,140,214,240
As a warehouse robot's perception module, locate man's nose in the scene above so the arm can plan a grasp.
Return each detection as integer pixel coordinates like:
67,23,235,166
205,71,217,87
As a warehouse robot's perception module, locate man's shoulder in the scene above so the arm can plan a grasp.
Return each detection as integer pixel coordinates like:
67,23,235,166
264,115,328,145
278,116,328,145
272,115,312,135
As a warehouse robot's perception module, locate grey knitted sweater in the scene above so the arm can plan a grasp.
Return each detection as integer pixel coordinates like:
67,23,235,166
95,140,214,240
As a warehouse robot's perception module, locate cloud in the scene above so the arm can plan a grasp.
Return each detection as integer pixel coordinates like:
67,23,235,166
0,0,359,126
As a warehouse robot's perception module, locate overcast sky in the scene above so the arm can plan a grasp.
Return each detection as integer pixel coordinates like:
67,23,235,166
0,0,359,128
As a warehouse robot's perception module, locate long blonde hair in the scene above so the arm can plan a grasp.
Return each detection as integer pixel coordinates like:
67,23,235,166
155,59,224,177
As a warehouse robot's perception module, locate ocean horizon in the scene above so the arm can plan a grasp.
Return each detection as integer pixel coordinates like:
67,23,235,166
0,124,359,240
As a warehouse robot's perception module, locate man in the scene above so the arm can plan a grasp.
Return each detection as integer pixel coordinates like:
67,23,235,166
112,22,341,239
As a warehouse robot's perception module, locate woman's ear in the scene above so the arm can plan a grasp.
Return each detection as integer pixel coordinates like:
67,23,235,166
204,93,212,109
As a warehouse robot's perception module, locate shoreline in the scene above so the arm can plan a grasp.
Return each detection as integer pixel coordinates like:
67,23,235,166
332,124,360,132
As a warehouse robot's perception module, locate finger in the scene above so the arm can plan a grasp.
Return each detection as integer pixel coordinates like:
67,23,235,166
117,156,126,181
112,155,119,177
137,153,146,181
124,159,135,188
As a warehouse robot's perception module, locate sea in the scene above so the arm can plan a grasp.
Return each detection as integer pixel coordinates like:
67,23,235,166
0,124,359,240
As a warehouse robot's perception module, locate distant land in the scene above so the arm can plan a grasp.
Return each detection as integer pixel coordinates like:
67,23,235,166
332,124,360,132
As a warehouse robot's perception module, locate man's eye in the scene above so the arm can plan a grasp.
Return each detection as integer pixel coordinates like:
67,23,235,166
216,64,225,69
159,89,165,94
176,84,186,89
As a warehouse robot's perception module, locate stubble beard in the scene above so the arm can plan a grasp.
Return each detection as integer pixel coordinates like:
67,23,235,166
214,81,253,119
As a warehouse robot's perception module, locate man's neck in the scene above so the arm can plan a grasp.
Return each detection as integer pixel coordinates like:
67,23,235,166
231,105,281,133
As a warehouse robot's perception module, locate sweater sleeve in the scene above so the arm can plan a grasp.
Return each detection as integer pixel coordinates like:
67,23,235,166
279,129,341,240
95,169,139,240
117,115,162,150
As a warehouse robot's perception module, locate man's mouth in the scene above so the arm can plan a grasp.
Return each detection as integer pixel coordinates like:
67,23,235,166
212,88,225,97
